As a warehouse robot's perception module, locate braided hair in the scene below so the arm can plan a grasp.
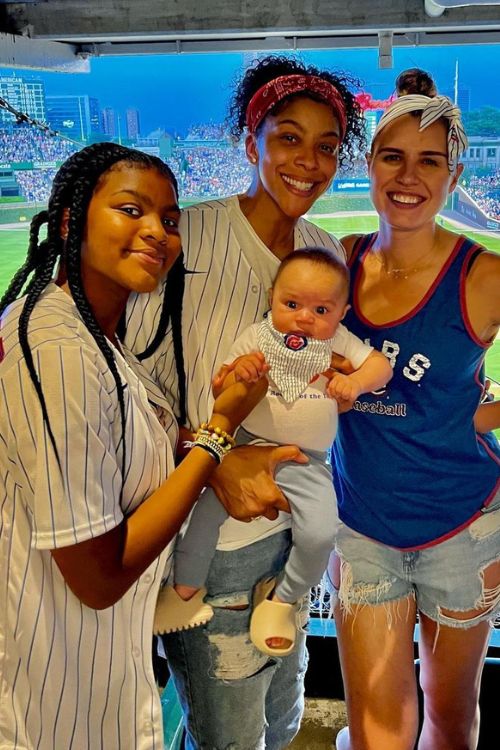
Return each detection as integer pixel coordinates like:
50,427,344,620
132,267,186,425
0,142,186,479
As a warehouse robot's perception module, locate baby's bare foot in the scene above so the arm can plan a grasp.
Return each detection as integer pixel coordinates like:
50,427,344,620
174,584,200,601
265,593,293,649
266,636,293,649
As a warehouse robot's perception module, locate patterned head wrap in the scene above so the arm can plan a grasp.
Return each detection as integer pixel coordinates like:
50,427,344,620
372,94,468,173
256,315,335,403
245,74,348,141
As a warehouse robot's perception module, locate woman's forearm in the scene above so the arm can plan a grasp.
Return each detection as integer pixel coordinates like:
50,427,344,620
474,400,500,434
52,441,223,609
52,379,269,609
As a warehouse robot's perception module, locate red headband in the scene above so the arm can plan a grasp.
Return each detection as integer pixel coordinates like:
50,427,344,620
245,74,348,140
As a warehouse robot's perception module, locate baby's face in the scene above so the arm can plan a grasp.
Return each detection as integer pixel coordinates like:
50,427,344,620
270,259,348,340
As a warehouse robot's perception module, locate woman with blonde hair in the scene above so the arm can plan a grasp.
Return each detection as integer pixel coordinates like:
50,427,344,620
332,70,500,750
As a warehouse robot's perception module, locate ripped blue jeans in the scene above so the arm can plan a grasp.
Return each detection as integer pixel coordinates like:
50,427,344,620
161,530,308,750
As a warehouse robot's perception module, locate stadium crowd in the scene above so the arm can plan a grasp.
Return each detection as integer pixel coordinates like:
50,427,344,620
466,171,500,220
185,122,227,140
14,169,58,203
0,129,76,164
176,146,251,197
1,127,499,217
0,129,254,201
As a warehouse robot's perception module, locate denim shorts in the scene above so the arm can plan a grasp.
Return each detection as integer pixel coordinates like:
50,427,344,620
333,489,500,629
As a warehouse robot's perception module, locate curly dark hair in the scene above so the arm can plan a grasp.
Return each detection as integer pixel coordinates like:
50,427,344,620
0,142,186,478
227,54,366,169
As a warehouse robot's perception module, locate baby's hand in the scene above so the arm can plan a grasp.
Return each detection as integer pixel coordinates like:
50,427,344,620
212,352,269,394
233,352,269,383
327,372,362,404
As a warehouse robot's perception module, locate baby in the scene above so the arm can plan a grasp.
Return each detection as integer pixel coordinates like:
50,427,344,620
156,247,392,654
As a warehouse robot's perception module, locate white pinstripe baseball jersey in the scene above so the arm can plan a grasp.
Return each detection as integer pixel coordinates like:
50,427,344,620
126,195,345,551
0,284,177,750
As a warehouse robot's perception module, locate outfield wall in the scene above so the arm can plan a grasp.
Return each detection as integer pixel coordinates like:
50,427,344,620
450,186,500,232
0,192,376,225
0,204,43,224
1,189,499,229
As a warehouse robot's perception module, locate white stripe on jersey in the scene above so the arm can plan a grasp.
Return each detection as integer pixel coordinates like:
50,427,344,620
125,195,345,551
0,285,177,750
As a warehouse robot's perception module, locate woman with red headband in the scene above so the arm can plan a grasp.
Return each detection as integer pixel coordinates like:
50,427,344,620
126,55,365,750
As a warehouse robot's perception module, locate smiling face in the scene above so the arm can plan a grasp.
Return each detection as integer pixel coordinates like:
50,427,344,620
270,258,349,340
246,95,341,220
80,163,181,301
367,114,463,233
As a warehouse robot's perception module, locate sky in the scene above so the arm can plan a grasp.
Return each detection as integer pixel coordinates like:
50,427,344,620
2,44,500,137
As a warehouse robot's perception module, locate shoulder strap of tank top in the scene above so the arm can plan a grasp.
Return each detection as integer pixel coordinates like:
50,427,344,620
348,233,376,268
463,240,485,276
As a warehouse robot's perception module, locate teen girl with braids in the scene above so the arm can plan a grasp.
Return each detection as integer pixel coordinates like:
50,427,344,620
329,70,500,750
0,142,266,750
125,55,366,749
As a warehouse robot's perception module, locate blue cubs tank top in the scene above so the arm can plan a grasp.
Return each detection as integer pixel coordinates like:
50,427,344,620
333,234,500,549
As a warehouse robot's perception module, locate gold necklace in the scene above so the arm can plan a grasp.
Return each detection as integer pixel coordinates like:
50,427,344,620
371,244,437,280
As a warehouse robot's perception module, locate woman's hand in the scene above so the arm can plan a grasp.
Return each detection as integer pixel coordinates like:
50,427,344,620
210,375,268,435
208,444,308,521
330,352,355,375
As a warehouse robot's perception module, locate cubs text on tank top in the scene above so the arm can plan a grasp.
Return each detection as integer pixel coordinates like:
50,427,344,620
333,233,500,549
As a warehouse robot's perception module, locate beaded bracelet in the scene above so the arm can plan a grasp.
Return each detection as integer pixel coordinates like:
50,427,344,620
196,423,235,449
187,422,235,464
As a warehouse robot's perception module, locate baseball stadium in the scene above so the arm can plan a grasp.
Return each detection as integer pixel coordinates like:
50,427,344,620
0,2,499,750
1,130,499,392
